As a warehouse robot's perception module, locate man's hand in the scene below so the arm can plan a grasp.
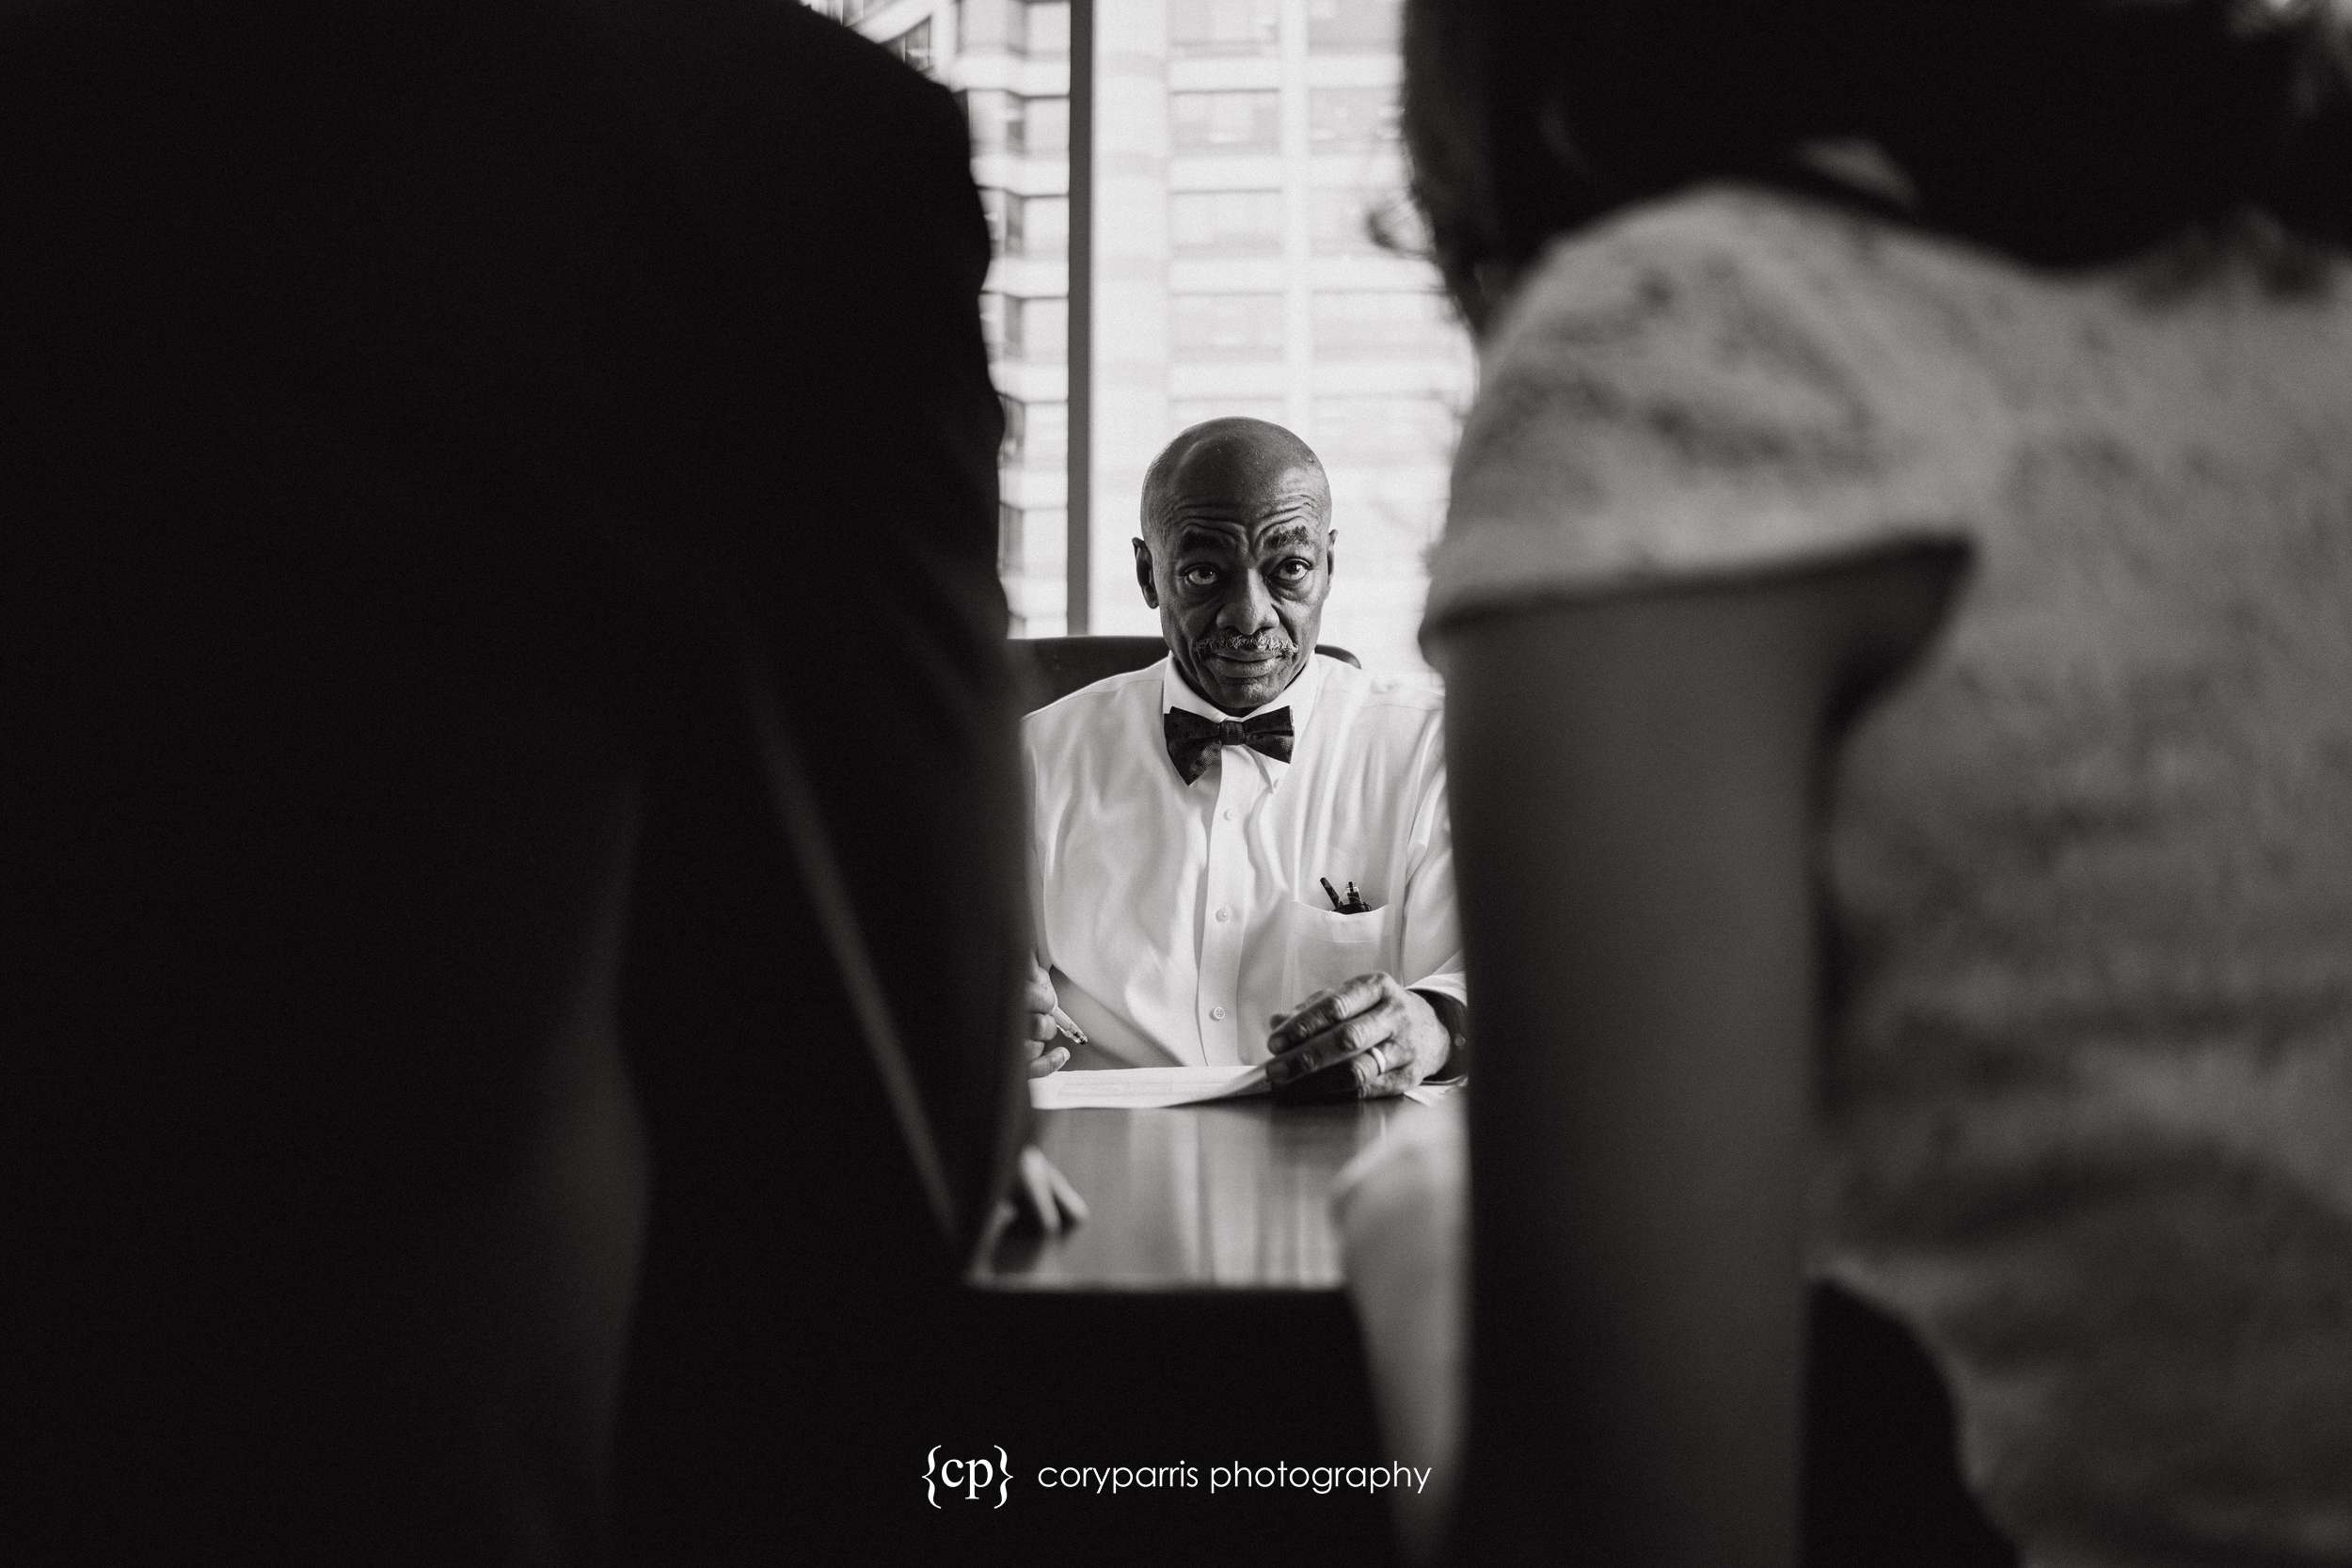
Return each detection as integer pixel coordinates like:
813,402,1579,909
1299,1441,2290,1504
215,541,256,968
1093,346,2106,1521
997,1145,1089,1236
1022,958,1073,1078
1263,973,1452,1101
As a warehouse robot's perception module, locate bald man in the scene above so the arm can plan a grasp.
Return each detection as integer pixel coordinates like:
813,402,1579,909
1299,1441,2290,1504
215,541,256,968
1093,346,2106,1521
1021,419,1466,1100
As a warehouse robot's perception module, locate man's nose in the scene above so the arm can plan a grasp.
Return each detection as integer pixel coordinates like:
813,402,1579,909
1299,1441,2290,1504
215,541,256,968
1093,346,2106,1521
1217,573,1276,632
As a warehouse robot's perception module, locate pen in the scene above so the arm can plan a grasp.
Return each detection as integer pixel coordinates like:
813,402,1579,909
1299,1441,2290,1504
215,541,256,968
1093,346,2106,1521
1322,876,1369,914
1048,1005,1089,1048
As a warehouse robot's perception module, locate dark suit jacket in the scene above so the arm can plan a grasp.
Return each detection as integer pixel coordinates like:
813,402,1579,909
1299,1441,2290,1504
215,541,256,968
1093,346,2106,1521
4,2,1024,1561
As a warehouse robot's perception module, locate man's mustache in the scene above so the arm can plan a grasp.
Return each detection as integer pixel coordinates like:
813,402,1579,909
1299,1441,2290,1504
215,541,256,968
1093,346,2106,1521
1197,633,1295,658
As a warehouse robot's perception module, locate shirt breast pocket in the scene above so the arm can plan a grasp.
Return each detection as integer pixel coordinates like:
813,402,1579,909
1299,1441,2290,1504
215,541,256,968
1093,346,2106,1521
1274,898,1395,1012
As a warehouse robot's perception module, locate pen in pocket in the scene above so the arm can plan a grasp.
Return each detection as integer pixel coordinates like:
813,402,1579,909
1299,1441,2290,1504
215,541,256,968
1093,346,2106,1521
1319,876,1370,914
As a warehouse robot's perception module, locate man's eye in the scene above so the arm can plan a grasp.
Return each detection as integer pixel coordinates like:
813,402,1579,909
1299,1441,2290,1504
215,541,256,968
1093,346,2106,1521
1272,560,1311,582
1181,565,1219,588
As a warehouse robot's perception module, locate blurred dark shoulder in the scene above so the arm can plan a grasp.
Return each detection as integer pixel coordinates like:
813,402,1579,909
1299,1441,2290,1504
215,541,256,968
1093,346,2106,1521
1,0,995,686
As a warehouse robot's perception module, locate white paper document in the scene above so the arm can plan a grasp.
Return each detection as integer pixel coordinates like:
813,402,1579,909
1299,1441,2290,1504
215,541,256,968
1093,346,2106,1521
1029,1063,1269,1110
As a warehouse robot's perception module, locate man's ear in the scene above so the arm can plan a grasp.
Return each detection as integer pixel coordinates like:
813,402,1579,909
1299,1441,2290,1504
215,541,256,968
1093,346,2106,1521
1132,537,1159,610
1326,527,1337,578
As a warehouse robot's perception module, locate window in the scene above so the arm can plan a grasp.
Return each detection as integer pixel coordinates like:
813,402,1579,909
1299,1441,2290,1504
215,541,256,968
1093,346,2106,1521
1169,189,1283,257
1308,86,1397,150
966,89,1013,154
1170,91,1280,154
1170,398,1289,432
1308,395,1454,463
1311,291,1452,358
1007,295,1069,360
1305,188,1383,255
883,18,933,75
1011,96,1070,155
1025,1,1072,55
1168,0,1279,56
977,188,1009,254
835,0,1472,655
1032,403,1071,467
997,501,1026,573
1008,195,1070,257
1172,293,1285,359
1008,399,1069,465
1306,0,1399,52
997,503,1067,631
958,0,1014,52
1310,186,1428,256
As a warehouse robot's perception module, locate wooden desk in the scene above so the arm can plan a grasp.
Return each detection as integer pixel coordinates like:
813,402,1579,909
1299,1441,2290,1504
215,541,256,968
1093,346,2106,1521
964,1097,2005,1568
976,1097,1433,1291
962,1098,1422,1566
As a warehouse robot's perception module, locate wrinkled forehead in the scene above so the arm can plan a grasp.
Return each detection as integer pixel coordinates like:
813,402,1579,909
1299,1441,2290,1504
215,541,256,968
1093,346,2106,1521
1165,514,1329,564
1152,459,1330,549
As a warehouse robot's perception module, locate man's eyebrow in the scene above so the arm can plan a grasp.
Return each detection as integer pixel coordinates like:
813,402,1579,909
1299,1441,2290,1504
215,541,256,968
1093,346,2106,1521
1255,521,1321,551
1170,522,1244,553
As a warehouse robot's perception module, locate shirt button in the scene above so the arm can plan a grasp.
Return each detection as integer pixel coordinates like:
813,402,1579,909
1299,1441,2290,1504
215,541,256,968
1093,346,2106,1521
1211,1006,1228,1022
1215,907,1230,923
1222,808,1235,821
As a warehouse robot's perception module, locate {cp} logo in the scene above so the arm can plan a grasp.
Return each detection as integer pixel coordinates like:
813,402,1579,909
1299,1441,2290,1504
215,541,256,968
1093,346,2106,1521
924,1445,1013,1508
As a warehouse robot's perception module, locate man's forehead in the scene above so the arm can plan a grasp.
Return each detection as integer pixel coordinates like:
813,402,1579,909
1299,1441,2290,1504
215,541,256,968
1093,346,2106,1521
1168,510,1328,555
1158,458,1326,530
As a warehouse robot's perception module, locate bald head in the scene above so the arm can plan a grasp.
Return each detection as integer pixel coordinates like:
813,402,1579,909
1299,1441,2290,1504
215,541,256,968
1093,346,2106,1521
1133,418,1337,715
1140,418,1329,546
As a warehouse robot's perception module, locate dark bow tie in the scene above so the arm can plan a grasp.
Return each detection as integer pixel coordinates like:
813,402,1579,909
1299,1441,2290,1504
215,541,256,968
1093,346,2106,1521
1163,706,1295,785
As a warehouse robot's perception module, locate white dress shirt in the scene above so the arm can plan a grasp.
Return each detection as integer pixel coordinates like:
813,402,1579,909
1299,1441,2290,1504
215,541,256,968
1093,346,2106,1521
1024,653,1464,1069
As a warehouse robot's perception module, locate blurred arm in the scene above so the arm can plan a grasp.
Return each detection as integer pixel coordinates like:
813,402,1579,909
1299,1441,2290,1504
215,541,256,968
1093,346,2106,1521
1431,552,1953,1566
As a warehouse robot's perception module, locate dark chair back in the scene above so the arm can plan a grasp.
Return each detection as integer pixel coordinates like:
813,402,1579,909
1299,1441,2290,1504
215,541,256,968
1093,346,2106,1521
1009,636,1358,711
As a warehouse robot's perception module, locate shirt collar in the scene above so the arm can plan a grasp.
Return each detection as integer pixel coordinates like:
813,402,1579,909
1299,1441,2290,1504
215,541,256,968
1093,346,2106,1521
1159,651,1328,763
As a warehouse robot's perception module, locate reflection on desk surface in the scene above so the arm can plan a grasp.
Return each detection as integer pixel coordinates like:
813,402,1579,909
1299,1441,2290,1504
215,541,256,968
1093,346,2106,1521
977,1099,1432,1293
